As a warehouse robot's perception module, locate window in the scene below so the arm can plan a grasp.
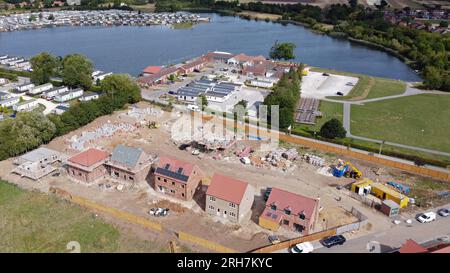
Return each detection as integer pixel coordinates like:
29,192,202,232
170,189,175,194
283,219,289,225
181,193,185,197
209,196,216,202
114,172,119,177
163,178,167,182
165,163,170,169
157,177,160,181
177,167,183,174
129,176,134,180
299,213,306,220
229,202,236,208
209,205,215,210
284,208,291,215
172,182,175,186
224,211,227,215
181,184,185,188
270,204,277,211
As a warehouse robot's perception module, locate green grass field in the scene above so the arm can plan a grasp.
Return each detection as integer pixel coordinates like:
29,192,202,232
0,181,170,253
351,94,450,153
310,67,406,100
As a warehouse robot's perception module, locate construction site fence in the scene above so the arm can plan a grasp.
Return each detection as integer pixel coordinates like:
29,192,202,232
177,231,237,253
251,207,368,253
49,187,240,252
349,192,380,208
250,229,337,253
278,134,450,182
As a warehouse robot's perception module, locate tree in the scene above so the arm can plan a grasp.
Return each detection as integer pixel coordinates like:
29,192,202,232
61,54,93,89
439,21,448,28
319,118,346,139
100,74,141,104
269,41,296,61
48,14,55,20
423,66,442,90
197,94,208,111
28,15,37,22
30,52,59,85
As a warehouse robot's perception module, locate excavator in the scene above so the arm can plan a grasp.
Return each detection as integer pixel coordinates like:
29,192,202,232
344,161,362,179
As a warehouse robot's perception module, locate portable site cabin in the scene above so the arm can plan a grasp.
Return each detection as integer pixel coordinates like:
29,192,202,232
351,178,373,196
371,182,409,208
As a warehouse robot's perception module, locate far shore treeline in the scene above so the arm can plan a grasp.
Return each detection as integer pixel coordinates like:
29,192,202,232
0,52,141,161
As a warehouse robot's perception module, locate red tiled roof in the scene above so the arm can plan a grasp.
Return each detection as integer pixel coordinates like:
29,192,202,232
399,239,428,253
143,66,163,74
180,58,207,71
206,173,249,205
156,156,195,178
243,63,267,75
264,187,318,220
137,66,179,84
68,148,109,167
432,246,450,253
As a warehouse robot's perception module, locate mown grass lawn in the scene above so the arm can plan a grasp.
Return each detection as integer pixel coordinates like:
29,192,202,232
0,181,168,253
351,94,450,153
364,78,406,99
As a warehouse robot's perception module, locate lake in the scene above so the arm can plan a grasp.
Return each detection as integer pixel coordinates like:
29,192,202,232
0,13,420,81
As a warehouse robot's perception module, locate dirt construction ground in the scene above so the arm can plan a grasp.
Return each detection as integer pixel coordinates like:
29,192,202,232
1,102,447,252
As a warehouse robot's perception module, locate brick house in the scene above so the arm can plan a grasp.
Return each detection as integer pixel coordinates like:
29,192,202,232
106,145,153,183
205,173,254,224
259,187,320,235
153,156,204,201
66,148,109,183
178,57,207,74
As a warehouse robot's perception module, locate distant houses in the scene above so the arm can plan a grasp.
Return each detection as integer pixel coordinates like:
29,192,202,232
54,88,84,103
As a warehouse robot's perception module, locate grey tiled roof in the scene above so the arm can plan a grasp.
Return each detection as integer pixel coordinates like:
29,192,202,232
111,144,143,167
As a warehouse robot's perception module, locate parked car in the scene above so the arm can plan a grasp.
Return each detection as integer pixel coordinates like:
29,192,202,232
321,235,346,248
268,235,280,245
149,208,169,217
438,208,450,217
168,91,175,95
264,187,272,201
322,73,330,76
290,242,314,253
417,212,437,223
336,91,344,96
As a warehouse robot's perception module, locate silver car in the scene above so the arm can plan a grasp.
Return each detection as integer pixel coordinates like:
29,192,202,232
438,208,450,217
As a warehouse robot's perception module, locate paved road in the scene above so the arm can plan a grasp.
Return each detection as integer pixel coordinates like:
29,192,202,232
314,204,450,253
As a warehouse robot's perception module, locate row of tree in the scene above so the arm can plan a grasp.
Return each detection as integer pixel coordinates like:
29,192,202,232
30,52,94,89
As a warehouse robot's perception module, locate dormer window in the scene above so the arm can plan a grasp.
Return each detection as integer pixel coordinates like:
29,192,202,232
164,164,170,170
177,167,183,174
299,213,306,220
270,203,277,211
284,208,291,215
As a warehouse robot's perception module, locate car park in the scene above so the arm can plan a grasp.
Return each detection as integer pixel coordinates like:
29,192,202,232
438,208,450,217
290,242,314,253
321,235,346,248
417,212,437,223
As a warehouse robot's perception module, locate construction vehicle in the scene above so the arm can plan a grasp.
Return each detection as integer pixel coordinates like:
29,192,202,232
147,121,160,129
344,162,362,179
332,160,362,179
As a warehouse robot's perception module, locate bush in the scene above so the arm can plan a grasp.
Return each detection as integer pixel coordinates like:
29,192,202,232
319,118,346,139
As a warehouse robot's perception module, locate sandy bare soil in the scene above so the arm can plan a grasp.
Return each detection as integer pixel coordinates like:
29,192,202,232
2,102,427,252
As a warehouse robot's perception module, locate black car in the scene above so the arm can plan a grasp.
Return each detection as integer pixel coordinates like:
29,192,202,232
168,91,175,95
321,235,346,248
264,187,272,201
336,91,344,96
322,73,330,76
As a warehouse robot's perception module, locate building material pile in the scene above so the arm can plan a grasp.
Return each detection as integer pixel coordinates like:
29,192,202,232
69,122,136,151
124,106,163,120
302,153,325,166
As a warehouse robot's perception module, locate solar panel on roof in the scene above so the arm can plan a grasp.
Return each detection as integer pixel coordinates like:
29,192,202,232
155,167,189,182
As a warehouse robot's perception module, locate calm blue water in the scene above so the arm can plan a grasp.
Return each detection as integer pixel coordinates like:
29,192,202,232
0,13,420,81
